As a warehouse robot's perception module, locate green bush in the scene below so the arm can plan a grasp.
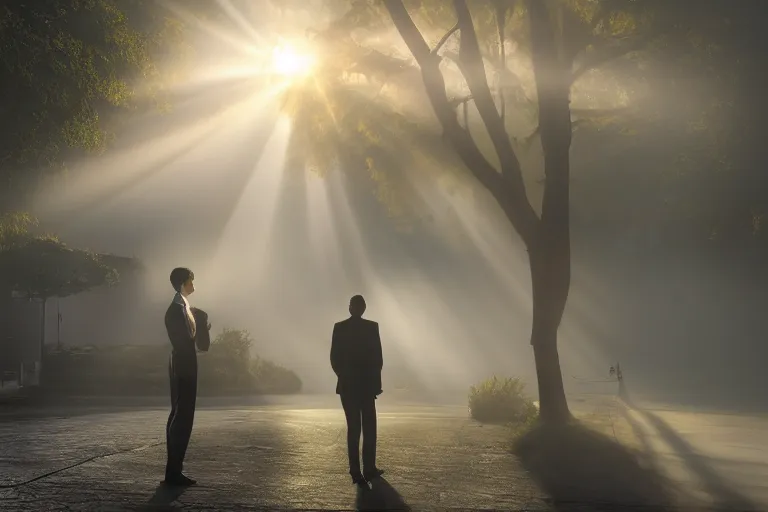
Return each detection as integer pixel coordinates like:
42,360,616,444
251,357,303,394
42,328,302,396
468,376,539,425
198,328,255,390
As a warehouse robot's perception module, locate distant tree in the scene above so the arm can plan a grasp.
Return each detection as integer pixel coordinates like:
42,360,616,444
0,212,137,300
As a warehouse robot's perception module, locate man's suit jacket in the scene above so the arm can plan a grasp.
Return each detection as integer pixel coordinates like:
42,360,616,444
191,308,210,352
165,299,201,378
330,317,383,397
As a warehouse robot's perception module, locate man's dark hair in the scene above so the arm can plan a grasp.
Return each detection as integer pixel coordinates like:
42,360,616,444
170,267,194,292
349,294,366,317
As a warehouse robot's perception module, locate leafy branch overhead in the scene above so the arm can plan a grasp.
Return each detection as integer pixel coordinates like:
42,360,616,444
0,213,140,299
0,0,191,196
280,0,751,236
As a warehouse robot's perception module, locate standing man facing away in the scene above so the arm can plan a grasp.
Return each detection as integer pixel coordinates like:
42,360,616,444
330,295,384,484
164,267,210,486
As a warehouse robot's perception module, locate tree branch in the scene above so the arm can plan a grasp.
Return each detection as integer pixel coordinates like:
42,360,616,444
383,0,539,245
452,0,539,237
571,36,649,85
448,94,473,109
431,23,459,55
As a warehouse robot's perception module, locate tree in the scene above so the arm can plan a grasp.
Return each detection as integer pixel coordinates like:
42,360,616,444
276,0,761,422
0,212,138,381
0,0,189,208
0,212,138,300
378,0,573,422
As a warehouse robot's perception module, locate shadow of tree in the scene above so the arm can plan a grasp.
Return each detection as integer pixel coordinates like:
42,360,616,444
633,407,761,512
356,477,410,511
513,420,678,511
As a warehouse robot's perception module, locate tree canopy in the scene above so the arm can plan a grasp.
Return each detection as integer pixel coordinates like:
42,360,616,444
278,0,767,250
266,0,768,420
0,0,187,206
0,212,139,299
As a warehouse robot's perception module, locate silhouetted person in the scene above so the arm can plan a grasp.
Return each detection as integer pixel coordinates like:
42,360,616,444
163,267,211,487
616,362,629,400
331,295,384,484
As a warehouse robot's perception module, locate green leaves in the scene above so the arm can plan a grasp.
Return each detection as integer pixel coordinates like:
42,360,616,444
0,237,117,298
0,211,137,298
0,0,187,197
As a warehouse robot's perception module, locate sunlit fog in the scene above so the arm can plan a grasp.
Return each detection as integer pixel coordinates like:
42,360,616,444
25,0,768,406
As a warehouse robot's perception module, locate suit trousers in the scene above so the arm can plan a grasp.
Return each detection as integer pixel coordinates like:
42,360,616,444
340,393,377,474
165,355,197,478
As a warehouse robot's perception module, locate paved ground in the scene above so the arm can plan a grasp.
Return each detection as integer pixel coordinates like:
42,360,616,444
0,395,766,511
622,404,768,511
0,397,542,511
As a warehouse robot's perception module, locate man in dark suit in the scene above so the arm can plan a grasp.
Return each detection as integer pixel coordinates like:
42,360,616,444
330,295,384,484
163,267,210,487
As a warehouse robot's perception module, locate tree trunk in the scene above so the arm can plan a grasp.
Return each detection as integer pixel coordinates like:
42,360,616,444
526,0,574,424
529,237,570,423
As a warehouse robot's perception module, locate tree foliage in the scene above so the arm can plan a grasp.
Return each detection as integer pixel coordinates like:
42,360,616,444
280,0,765,247
0,212,137,298
0,0,188,201
271,0,766,421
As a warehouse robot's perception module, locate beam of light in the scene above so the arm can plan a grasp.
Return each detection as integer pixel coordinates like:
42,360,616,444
160,0,256,55
205,114,292,294
305,170,343,277
323,168,481,392
36,98,253,218
35,88,281,227
214,0,265,45
406,153,533,309
388,150,618,385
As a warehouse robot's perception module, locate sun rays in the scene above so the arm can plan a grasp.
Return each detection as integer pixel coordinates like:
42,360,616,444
31,0,620,394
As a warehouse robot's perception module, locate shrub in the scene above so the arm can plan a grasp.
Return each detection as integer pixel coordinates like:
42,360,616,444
251,357,302,394
41,328,303,396
213,328,253,361
198,328,255,388
468,376,539,425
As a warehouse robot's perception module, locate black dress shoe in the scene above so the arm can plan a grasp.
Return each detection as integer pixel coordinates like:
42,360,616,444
363,468,384,480
351,472,367,485
163,473,197,486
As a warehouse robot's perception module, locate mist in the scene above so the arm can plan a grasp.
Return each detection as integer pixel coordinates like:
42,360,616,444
23,0,768,412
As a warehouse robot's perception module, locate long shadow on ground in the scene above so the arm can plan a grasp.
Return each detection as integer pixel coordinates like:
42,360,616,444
356,477,410,511
626,403,761,512
514,419,678,511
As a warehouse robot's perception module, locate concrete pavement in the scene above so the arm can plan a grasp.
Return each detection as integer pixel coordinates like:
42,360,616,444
1,395,767,511
621,405,768,511
0,399,542,511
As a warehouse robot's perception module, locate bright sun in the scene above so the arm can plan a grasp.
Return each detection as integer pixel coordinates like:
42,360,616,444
271,44,315,78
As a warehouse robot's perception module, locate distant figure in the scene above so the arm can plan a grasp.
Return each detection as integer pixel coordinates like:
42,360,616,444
616,362,628,400
331,295,384,485
163,267,211,487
